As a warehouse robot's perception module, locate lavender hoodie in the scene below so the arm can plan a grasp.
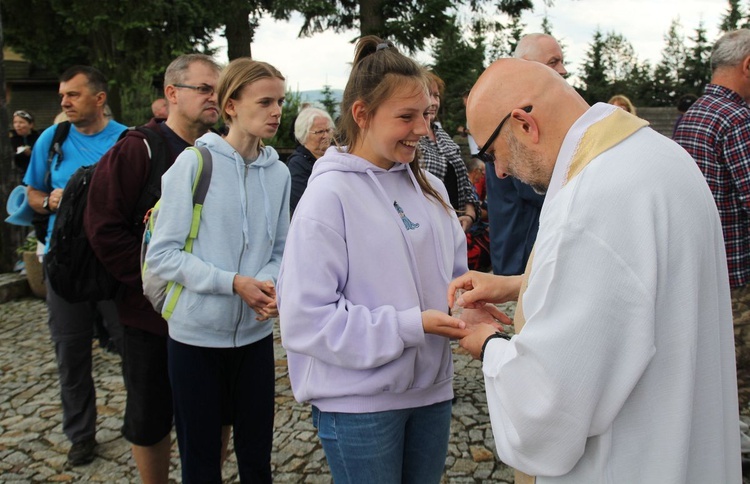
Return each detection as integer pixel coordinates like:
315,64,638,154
277,147,468,412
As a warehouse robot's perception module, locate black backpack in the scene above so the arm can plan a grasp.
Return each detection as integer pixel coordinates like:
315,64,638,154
45,126,168,303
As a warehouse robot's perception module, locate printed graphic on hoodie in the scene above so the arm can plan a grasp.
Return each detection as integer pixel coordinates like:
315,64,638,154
393,200,420,230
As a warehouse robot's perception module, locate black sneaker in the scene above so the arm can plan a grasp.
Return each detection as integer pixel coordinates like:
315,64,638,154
67,438,96,466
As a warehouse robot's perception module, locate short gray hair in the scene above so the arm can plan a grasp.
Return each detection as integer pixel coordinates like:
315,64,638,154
513,33,554,59
294,107,334,143
711,29,750,72
164,54,221,86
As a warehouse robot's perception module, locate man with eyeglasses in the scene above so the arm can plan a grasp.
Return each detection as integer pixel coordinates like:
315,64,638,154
448,58,741,482
84,54,222,483
23,65,127,467
484,33,566,277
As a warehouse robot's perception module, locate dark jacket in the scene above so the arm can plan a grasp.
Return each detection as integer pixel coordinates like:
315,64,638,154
10,129,40,173
84,119,187,335
287,144,317,214
485,162,545,275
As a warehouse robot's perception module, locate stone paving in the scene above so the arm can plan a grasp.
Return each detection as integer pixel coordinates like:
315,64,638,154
0,296,516,483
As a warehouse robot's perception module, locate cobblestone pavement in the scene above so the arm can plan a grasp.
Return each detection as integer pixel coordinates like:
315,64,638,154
0,297,516,483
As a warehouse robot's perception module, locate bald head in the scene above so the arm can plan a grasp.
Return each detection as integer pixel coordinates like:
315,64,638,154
151,98,168,118
467,58,588,190
514,33,567,76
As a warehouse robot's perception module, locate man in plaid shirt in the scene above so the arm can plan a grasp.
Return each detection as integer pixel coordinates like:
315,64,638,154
674,29,750,427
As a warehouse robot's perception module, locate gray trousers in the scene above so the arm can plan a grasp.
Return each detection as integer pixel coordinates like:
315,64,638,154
44,263,123,444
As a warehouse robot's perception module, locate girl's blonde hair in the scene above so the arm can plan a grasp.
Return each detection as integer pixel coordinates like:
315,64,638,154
339,36,450,210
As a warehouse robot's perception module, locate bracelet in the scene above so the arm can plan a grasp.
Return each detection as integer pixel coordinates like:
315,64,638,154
480,331,511,362
460,213,476,223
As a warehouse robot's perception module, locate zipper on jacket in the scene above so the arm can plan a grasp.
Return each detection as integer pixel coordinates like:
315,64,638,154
233,161,250,348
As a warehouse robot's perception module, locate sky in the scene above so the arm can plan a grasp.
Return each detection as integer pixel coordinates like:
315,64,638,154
214,0,726,93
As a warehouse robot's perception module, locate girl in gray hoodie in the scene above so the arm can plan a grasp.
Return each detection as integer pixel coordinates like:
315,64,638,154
145,58,290,483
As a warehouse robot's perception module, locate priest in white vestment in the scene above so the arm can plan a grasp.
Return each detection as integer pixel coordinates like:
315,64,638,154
450,58,742,483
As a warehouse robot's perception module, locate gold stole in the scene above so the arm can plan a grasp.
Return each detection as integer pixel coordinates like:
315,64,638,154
512,109,647,484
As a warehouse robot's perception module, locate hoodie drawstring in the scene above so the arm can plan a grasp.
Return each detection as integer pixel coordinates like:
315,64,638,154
403,167,452,285
235,158,251,248
235,153,274,249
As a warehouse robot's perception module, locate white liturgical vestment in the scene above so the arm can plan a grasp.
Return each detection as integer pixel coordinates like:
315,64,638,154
483,104,741,483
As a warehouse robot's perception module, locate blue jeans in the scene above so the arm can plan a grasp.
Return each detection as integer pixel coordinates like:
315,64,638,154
312,400,452,484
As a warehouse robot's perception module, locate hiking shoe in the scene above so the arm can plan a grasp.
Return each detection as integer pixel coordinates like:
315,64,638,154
67,438,96,466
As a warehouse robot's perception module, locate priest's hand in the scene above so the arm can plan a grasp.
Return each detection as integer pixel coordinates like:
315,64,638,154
456,304,513,330
460,323,503,360
448,271,523,309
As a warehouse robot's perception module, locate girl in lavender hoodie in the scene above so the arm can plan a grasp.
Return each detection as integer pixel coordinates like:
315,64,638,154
277,36,496,483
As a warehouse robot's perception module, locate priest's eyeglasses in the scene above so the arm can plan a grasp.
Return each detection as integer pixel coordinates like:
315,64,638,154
476,105,533,163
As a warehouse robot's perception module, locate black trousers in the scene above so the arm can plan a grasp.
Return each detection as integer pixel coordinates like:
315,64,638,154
168,334,274,484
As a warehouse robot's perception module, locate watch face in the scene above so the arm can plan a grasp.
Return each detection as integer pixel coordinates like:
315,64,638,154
43,197,49,209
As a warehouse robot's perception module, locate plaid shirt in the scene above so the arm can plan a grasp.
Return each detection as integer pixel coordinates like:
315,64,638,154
418,123,479,214
674,84,750,288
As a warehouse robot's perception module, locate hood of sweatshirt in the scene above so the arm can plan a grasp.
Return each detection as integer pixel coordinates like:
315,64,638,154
195,132,280,247
308,145,404,179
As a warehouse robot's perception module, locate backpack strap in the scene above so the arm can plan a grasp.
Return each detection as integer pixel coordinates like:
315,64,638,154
44,121,71,190
161,145,212,320
119,125,170,227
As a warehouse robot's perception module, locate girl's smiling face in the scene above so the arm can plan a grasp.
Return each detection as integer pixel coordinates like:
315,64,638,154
352,81,431,170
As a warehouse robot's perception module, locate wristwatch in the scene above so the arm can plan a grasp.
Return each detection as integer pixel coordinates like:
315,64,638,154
43,196,52,213
480,331,511,362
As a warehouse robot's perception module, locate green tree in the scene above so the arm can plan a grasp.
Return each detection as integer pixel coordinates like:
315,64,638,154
601,32,638,84
430,15,485,134
293,0,534,54
577,29,609,104
679,21,712,97
720,0,744,31
1,0,223,124
219,0,296,59
320,85,339,119
651,18,687,106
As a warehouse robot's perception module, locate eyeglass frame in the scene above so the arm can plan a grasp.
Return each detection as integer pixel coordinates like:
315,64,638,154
13,110,34,122
309,128,334,136
476,105,533,163
173,83,215,96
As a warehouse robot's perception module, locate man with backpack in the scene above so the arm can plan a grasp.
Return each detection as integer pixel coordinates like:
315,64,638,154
84,54,221,484
23,65,127,467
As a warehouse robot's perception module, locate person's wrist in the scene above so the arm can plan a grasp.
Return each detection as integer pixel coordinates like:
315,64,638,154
42,196,54,213
480,331,511,361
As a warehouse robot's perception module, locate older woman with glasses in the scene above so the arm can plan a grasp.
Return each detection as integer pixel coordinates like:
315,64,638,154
287,107,335,214
10,110,40,173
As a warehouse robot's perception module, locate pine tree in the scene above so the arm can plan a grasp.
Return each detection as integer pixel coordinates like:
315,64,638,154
431,15,485,134
320,85,338,119
719,0,744,31
679,21,712,96
578,29,610,104
651,18,687,106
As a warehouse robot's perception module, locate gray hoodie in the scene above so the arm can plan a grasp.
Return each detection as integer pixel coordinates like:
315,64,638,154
145,132,290,348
